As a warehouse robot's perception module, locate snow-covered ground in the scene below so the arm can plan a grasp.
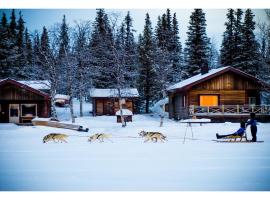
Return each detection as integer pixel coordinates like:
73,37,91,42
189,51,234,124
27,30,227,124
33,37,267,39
0,100,270,191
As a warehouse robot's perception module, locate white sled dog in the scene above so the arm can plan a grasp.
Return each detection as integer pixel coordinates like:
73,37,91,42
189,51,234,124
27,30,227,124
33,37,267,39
88,133,112,143
43,133,69,143
138,131,167,143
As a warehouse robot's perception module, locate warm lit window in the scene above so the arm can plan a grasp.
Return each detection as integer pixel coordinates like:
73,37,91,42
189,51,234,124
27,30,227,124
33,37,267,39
200,95,218,106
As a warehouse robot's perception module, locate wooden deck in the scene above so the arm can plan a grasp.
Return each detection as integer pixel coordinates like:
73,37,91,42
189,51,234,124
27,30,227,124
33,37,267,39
189,105,270,122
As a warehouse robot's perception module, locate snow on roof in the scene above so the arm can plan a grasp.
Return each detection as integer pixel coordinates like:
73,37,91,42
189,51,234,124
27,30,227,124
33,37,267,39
18,80,50,90
167,67,229,91
89,88,139,98
55,94,70,100
115,109,133,116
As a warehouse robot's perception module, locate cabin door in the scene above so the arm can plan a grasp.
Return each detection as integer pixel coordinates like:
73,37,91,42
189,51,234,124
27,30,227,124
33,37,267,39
9,104,20,123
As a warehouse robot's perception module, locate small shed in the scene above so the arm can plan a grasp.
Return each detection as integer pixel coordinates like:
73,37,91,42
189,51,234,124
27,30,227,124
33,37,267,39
54,94,70,107
0,78,51,124
167,66,270,122
116,109,133,123
89,88,139,116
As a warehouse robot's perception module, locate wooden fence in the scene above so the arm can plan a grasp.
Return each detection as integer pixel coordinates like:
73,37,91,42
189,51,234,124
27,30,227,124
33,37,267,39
189,105,270,115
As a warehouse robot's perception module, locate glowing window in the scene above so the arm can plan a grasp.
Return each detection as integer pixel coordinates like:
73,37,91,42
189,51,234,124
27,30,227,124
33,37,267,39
200,95,218,106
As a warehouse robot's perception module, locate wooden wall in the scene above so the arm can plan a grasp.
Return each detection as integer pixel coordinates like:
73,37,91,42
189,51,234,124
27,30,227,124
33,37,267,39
0,84,45,101
188,90,247,106
191,72,260,91
94,98,135,116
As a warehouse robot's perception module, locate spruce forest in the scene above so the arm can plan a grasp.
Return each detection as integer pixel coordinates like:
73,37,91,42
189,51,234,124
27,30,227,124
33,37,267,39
0,9,270,113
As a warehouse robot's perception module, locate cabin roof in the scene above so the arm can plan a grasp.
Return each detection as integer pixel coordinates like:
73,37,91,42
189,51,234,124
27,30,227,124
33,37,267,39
89,88,139,98
18,80,50,90
167,66,269,92
0,78,50,99
55,94,70,100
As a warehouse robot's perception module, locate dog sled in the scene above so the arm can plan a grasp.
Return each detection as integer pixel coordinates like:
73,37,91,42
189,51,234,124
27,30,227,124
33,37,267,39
214,130,263,143
32,117,89,132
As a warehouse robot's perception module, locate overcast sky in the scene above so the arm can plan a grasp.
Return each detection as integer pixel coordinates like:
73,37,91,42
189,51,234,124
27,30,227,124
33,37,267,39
0,9,268,49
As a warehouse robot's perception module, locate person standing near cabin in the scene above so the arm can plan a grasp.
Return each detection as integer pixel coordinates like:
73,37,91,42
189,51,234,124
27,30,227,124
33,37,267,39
246,113,257,142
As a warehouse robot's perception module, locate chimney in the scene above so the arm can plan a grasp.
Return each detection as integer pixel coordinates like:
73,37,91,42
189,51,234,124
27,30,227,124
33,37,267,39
201,66,209,75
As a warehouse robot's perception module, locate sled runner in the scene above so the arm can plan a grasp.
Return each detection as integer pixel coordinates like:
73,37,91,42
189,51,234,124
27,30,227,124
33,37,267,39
213,139,264,143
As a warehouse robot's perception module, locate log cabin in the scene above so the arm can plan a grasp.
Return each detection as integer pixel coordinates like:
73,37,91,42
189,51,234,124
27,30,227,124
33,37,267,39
90,88,139,116
167,66,270,122
0,79,51,124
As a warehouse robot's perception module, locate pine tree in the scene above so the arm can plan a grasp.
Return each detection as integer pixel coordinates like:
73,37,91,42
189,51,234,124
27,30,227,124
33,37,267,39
155,10,182,83
171,12,183,82
57,15,70,93
8,9,18,78
240,9,260,76
0,12,10,78
232,9,244,70
33,31,41,70
184,9,210,77
121,12,138,87
220,9,235,66
24,28,33,66
40,26,50,72
16,11,26,78
58,15,69,59
137,13,157,113
89,9,115,88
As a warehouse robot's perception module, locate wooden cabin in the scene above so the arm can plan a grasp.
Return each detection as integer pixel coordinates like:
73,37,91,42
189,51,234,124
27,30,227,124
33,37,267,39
90,88,139,116
167,67,270,122
0,79,51,124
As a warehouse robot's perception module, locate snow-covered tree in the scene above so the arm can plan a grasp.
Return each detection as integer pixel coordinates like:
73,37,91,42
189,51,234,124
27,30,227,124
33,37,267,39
0,13,10,78
137,13,157,113
240,9,260,76
184,9,210,78
73,21,94,117
89,9,115,88
220,9,235,66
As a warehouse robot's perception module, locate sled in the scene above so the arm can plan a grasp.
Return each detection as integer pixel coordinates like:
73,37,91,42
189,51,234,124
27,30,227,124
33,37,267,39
32,118,89,132
215,130,248,142
213,139,264,143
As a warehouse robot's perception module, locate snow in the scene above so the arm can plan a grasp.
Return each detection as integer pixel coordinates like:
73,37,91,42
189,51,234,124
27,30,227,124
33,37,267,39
55,94,70,100
89,88,139,98
18,80,50,90
151,97,168,116
167,67,228,91
180,118,211,123
1,101,270,191
115,109,133,116
32,117,51,122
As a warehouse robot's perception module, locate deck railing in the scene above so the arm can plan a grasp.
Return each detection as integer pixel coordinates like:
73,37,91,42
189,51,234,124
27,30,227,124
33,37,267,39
189,105,270,115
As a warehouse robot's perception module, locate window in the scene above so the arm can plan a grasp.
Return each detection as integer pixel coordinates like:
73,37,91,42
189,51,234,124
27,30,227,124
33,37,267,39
249,97,256,105
199,95,219,106
21,104,37,117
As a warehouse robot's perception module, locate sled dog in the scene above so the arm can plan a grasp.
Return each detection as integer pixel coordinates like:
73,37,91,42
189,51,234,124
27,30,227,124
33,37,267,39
43,133,69,143
88,133,112,142
138,131,167,143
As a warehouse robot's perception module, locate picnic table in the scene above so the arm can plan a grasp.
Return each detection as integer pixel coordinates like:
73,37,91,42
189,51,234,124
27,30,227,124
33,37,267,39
180,118,211,144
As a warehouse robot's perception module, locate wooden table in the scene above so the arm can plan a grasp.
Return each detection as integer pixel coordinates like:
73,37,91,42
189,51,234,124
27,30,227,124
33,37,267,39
180,119,211,144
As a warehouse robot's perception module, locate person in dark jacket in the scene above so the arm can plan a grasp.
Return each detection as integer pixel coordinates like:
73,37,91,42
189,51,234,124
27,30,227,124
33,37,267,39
216,122,246,139
246,112,257,142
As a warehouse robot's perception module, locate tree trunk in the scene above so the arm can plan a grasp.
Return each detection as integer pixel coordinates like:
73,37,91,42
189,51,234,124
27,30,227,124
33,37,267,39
119,98,126,127
79,92,83,117
70,97,75,123
145,98,149,113
50,88,58,120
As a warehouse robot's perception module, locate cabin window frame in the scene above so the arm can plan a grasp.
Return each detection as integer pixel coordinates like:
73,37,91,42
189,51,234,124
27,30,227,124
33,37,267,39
198,94,220,107
20,104,37,117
